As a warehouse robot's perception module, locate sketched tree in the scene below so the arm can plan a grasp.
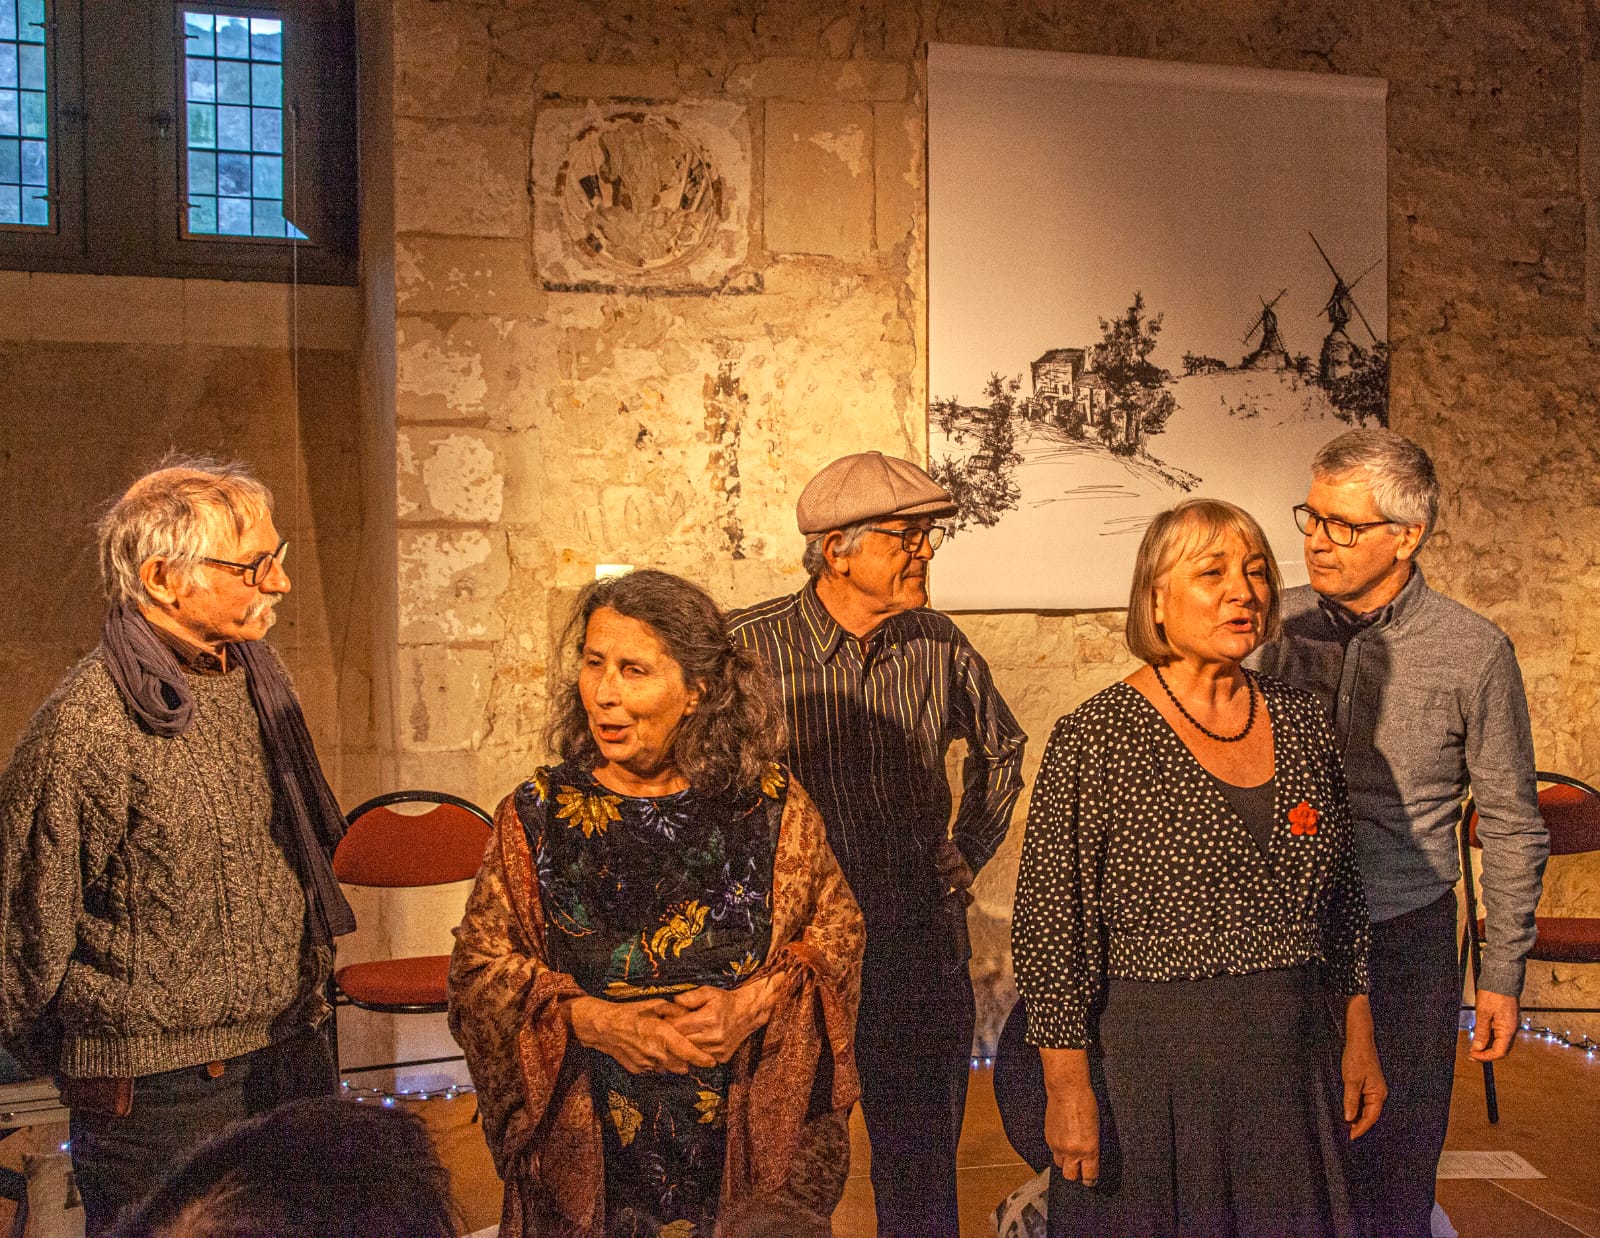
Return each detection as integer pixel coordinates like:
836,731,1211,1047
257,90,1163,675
1093,292,1176,456
930,372,1024,532
1326,341,1389,427
930,395,965,439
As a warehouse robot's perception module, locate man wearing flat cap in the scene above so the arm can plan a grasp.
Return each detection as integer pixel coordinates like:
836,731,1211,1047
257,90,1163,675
730,451,1026,1236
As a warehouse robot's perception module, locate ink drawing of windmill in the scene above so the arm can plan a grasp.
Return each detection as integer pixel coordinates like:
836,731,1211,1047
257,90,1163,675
1240,289,1291,370
1309,231,1382,383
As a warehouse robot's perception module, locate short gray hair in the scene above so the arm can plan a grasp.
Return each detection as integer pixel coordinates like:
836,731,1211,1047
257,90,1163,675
1125,498,1283,665
97,456,274,607
801,520,874,579
1312,428,1440,546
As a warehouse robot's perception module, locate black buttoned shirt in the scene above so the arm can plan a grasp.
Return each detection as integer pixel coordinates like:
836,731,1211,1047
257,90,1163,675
729,582,1026,931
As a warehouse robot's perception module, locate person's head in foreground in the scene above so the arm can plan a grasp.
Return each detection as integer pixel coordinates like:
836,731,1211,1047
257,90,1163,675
109,1096,457,1238
551,568,785,797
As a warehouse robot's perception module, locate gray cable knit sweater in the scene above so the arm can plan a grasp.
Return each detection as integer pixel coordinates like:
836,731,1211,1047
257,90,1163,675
0,648,327,1079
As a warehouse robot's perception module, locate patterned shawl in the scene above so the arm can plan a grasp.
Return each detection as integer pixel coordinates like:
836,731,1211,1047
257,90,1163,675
448,776,864,1237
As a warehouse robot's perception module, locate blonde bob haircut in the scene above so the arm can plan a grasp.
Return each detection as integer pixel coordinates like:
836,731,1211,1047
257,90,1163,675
1125,498,1283,666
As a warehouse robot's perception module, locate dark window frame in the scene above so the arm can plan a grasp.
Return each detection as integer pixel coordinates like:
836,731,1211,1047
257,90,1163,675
0,0,84,258
0,0,354,284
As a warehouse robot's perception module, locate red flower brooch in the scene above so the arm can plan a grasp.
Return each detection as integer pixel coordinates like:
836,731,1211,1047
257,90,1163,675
1289,801,1320,836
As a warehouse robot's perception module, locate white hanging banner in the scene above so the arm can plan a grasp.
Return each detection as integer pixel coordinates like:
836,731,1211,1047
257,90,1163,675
927,44,1388,611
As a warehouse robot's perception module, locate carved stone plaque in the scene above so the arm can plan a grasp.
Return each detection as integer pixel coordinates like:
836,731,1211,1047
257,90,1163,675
534,102,752,293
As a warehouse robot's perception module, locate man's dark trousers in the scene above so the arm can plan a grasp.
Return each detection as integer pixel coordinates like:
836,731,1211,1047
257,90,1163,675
68,1024,336,1235
855,920,976,1237
1348,891,1461,1238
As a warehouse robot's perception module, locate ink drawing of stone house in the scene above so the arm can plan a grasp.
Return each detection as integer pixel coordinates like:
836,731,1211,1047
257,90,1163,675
1028,347,1111,438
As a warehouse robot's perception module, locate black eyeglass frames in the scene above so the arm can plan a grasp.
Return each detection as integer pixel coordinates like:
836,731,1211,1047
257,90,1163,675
203,539,289,586
862,525,951,553
1291,505,1392,548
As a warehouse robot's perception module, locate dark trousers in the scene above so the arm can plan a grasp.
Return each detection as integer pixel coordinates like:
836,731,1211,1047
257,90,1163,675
69,1024,336,1236
855,922,976,1238
1348,891,1461,1238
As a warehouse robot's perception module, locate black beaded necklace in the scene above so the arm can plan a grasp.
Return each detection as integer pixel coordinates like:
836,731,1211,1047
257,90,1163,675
1151,664,1258,743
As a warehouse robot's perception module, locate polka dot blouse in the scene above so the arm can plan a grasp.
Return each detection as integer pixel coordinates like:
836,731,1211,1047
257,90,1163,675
1012,674,1372,1050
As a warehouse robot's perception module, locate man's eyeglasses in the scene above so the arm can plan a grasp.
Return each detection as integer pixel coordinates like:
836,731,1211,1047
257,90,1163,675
203,539,289,586
862,525,950,553
1291,505,1392,548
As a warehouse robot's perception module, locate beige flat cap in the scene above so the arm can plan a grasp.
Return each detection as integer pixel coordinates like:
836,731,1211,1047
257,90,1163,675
796,451,957,535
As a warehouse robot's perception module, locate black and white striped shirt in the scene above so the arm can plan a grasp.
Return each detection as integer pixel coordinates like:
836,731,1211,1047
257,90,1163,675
729,582,1026,931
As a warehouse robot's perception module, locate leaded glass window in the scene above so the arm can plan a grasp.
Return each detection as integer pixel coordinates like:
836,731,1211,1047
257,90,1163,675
180,8,304,239
0,0,50,229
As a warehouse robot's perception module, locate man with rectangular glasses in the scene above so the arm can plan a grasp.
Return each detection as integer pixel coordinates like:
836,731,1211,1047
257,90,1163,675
0,458,353,1235
1252,428,1547,1237
730,451,1026,1236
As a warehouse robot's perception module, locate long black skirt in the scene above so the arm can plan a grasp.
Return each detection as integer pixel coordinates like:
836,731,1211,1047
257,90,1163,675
1048,966,1355,1238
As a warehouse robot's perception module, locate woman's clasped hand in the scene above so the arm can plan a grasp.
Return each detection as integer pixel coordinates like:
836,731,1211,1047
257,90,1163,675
566,974,783,1074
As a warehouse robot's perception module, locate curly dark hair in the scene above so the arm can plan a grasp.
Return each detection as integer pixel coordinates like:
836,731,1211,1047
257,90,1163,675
548,569,787,795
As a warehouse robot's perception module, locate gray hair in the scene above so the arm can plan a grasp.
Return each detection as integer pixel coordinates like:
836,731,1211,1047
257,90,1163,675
1312,428,1440,546
97,456,274,607
801,520,874,579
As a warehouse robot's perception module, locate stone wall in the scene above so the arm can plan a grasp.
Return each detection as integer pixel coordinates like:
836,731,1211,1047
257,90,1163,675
384,0,1600,1044
0,274,377,800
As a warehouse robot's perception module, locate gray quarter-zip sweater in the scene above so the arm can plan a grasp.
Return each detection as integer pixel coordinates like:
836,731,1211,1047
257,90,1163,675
1252,567,1547,997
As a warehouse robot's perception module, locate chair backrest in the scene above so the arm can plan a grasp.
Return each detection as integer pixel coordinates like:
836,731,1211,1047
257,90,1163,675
334,791,493,888
1465,770,1600,856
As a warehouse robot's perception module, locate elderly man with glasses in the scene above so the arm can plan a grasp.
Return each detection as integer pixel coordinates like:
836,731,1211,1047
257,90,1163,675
1252,428,1547,1238
0,458,353,1236
730,451,1026,1236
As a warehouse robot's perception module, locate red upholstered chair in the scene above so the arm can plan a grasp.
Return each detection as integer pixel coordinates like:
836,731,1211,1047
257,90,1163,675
330,791,493,1075
1458,770,1600,1123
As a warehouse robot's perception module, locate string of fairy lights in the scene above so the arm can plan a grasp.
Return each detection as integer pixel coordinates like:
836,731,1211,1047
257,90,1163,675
339,1077,476,1105
1517,1018,1600,1055
28,1020,1600,1162
334,1020,1600,1104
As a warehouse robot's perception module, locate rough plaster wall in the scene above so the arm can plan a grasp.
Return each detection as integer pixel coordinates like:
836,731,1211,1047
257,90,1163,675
389,0,1600,1045
0,276,377,803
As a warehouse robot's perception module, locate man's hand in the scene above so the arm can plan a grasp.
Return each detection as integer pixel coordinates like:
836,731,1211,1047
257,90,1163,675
933,839,975,906
1470,989,1521,1062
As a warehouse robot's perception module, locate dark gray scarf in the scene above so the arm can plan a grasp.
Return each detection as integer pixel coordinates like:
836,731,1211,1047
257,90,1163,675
100,604,356,946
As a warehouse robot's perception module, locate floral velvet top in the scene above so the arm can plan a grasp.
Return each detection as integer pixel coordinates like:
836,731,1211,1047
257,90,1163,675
524,762,784,1002
1013,674,1371,1051
518,761,787,1238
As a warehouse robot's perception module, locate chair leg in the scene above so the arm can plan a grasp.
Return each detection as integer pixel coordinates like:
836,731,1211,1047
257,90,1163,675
1482,1059,1499,1125
325,973,341,1082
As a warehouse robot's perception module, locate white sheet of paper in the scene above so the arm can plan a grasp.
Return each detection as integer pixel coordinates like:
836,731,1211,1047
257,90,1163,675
1435,1150,1545,1180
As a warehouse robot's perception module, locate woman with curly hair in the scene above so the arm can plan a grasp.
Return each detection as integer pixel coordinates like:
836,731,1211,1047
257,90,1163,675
449,569,864,1238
